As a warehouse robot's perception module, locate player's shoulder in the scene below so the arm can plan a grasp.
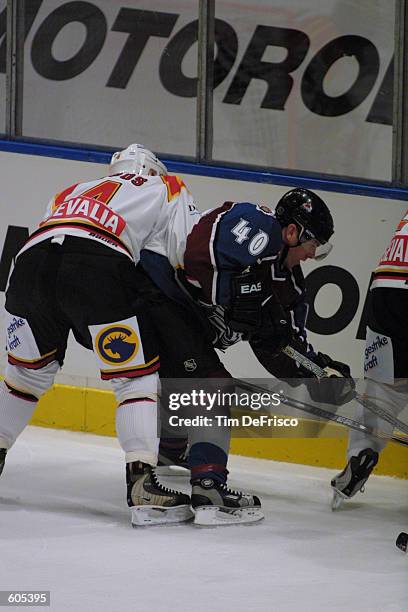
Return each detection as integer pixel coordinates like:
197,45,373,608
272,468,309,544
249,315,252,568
233,201,276,217
160,173,187,185
200,201,278,227
255,203,275,217
95,172,170,201
159,174,191,201
225,202,279,228
113,172,190,200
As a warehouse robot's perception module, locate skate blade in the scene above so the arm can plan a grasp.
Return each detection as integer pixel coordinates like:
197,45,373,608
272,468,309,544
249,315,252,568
193,505,264,526
331,489,346,511
155,465,189,477
131,504,193,527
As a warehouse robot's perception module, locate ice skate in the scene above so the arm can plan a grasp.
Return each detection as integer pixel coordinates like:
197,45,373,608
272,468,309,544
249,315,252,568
156,440,189,477
127,461,193,526
191,477,264,526
0,448,6,477
331,448,378,510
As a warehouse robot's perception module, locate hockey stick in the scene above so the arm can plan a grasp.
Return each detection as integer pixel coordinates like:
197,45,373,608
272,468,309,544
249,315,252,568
282,345,408,438
234,378,408,447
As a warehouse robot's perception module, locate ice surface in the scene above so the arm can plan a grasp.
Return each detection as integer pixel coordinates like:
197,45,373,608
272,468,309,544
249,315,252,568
0,427,406,612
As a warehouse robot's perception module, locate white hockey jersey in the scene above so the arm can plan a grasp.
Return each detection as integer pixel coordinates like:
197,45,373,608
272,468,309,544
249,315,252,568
371,209,408,290
19,172,201,269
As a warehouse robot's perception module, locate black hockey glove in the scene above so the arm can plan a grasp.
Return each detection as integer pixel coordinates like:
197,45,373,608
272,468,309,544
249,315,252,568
226,268,293,356
250,294,292,356
303,352,355,406
226,269,264,333
250,340,303,385
226,269,292,354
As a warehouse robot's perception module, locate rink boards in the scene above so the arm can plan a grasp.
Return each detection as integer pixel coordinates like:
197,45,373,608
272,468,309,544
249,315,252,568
26,382,408,479
0,151,407,479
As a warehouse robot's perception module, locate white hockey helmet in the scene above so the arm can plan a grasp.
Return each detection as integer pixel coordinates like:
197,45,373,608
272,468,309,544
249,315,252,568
109,143,168,176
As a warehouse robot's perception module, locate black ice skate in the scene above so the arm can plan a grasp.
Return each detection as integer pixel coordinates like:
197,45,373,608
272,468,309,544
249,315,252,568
191,477,264,526
157,439,189,477
126,461,193,526
331,448,379,510
0,448,6,477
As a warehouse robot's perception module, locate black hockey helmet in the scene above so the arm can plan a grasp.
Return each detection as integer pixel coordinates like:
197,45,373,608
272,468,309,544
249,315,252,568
275,188,334,245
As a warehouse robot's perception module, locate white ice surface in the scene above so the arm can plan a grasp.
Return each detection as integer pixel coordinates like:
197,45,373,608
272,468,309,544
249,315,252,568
0,427,406,612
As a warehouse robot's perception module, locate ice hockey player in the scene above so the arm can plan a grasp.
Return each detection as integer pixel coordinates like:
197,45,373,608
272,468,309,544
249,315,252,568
1,144,269,527
175,188,356,408
331,209,408,508
1,144,203,527
142,187,355,523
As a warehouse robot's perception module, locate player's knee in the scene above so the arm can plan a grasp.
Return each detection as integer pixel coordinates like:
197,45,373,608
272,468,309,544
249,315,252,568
111,372,159,405
4,360,59,400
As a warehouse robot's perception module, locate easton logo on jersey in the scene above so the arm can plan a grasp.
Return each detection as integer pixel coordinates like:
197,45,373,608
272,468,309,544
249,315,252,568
240,282,262,294
40,197,126,237
96,325,139,365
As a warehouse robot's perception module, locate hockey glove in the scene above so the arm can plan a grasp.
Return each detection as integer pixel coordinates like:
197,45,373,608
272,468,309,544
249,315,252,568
250,340,304,385
304,352,355,406
226,269,265,333
249,294,292,356
226,269,292,354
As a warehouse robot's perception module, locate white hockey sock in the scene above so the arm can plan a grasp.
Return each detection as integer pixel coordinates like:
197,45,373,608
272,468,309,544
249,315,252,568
116,399,159,466
0,381,38,449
